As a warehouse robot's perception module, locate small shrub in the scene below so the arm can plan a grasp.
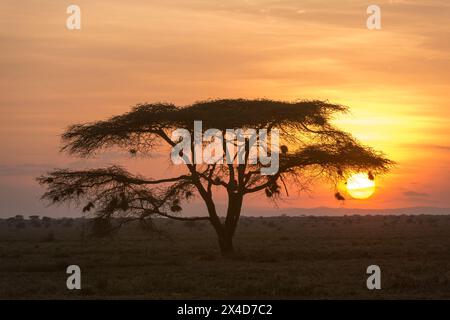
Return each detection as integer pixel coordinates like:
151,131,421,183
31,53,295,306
42,216,52,228
15,222,26,229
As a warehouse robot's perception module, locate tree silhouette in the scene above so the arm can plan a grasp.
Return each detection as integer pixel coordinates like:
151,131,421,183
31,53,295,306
37,99,393,255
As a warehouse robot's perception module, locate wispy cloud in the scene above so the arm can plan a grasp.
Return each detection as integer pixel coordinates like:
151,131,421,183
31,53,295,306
0,0,449,215
403,190,430,198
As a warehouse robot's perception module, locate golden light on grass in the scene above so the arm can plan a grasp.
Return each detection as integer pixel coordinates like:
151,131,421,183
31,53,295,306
346,173,375,200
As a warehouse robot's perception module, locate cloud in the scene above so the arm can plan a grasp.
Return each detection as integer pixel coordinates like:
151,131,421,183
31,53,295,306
0,163,55,176
403,191,430,198
401,143,450,151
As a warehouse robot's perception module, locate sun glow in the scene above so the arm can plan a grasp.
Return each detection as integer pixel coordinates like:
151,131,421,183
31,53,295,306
346,173,376,200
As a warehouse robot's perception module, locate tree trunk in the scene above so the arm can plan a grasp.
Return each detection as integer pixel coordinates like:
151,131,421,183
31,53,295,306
206,192,242,257
218,230,234,256
215,193,243,257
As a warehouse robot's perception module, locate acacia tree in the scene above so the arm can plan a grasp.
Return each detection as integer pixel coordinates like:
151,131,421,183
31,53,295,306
37,99,393,255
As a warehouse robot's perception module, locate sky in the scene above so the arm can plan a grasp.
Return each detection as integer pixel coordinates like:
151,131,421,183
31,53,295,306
0,0,449,217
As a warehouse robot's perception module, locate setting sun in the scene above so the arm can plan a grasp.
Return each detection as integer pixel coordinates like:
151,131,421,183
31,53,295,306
346,173,376,200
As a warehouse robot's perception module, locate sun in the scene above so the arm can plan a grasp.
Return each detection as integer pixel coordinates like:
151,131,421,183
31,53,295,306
346,173,376,200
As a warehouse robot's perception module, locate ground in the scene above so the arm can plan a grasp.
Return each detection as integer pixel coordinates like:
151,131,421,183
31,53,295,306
1,214,450,299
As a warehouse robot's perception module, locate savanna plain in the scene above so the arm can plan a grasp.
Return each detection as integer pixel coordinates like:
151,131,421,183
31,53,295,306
1,214,450,299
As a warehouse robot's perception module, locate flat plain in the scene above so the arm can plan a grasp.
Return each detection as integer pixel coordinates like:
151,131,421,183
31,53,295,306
1,214,450,299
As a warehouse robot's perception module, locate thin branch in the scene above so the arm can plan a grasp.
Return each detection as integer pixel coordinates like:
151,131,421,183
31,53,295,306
156,212,210,221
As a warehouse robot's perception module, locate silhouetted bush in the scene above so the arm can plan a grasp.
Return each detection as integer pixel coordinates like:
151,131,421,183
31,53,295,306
29,215,41,228
42,216,52,228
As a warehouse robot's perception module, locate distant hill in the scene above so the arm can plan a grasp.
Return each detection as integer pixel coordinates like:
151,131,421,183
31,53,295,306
2,206,449,220
242,206,450,217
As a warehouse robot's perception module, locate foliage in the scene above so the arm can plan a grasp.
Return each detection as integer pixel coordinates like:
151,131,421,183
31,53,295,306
37,99,393,254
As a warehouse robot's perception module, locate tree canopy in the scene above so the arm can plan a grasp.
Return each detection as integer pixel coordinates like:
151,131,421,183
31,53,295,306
38,99,393,255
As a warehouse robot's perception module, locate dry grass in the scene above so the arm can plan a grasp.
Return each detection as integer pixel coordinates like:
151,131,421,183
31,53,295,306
1,215,450,299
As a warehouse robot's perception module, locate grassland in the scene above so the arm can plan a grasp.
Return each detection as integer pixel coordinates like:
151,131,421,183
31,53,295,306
1,214,450,299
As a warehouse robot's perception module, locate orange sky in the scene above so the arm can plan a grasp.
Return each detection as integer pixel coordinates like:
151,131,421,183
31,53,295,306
0,0,449,216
